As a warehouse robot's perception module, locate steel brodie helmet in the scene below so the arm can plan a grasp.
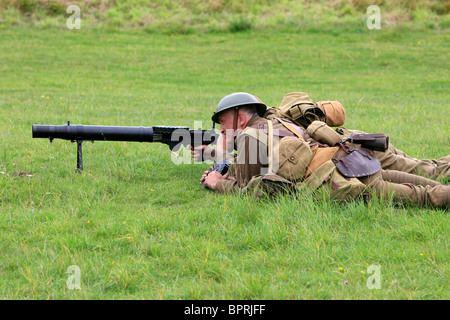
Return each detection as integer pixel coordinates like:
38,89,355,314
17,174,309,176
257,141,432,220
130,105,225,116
211,92,267,124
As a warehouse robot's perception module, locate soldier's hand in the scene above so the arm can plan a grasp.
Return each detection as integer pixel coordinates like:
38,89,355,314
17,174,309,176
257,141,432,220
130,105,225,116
200,169,211,185
191,145,216,162
202,170,228,190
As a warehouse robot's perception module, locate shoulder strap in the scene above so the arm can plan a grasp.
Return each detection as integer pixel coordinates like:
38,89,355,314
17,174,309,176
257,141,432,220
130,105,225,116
267,119,273,174
276,117,307,141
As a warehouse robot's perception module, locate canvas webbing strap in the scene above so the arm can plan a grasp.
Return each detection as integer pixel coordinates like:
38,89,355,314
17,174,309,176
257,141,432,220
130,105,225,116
267,119,273,174
233,108,239,131
289,105,302,120
276,117,307,141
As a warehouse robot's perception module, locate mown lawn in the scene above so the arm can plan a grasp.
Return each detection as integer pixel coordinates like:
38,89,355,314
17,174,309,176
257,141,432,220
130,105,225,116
0,25,448,299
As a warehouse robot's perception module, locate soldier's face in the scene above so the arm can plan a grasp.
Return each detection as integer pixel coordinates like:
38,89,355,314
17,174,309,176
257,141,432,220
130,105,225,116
218,109,248,138
218,109,236,136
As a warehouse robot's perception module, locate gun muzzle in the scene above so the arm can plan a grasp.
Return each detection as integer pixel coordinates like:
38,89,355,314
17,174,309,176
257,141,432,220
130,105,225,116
32,124,155,142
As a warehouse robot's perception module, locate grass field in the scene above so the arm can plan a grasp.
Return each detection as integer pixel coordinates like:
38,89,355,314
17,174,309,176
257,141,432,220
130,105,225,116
2,0,450,32
0,21,449,300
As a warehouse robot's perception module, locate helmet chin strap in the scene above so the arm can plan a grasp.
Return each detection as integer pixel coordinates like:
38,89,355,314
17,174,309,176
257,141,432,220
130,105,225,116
233,107,239,131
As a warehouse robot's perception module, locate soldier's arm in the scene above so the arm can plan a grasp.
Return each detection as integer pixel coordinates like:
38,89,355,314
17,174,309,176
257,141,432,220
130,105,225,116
215,134,265,193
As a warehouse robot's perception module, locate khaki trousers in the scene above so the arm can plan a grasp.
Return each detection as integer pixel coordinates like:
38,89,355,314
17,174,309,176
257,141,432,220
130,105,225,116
358,170,449,209
374,146,450,180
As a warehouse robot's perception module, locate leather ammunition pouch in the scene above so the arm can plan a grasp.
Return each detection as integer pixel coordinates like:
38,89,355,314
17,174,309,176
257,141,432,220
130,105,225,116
344,133,389,152
332,144,381,178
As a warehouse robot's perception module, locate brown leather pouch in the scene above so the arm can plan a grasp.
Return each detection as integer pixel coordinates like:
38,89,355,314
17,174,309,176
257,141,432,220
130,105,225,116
332,145,381,178
346,133,389,152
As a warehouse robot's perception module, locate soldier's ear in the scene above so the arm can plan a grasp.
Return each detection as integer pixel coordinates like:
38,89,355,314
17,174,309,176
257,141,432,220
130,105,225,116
238,113,247,127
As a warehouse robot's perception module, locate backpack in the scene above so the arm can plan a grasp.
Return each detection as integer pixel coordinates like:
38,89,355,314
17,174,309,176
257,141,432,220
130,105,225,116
263,92,346,128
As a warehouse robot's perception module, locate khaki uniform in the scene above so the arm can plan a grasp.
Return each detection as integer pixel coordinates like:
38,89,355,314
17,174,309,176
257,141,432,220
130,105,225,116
272,92,450,180
216,116,449,209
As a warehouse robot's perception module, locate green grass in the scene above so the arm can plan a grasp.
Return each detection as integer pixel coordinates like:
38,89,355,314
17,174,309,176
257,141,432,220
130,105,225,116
1,0,450,33
0,24,449,299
